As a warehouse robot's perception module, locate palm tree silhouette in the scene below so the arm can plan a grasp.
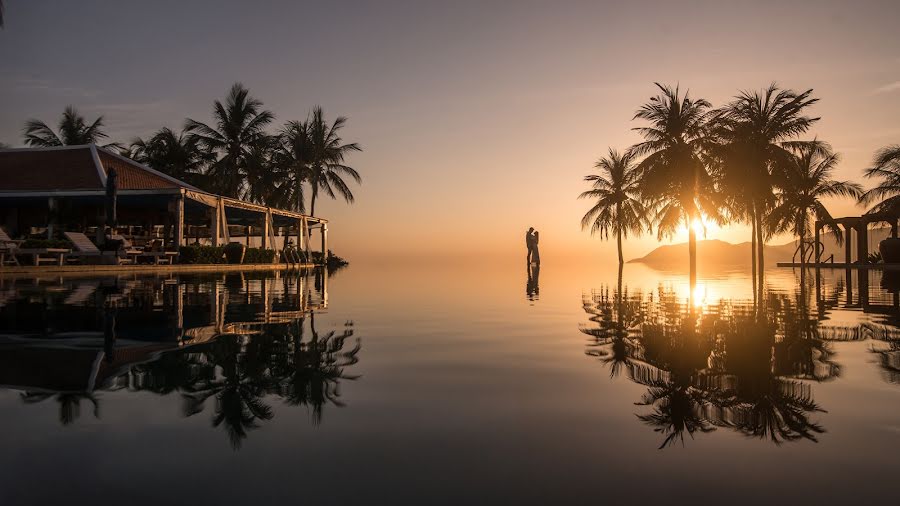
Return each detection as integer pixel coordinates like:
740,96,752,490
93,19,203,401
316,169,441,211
712,84,820,283
185,83,275,199
860,143,900,213
129,127,213,187
631,84,718,284
579,149,649,264
274,119,314,213
305,106,361,217
23,106,117,147
768,141,861,268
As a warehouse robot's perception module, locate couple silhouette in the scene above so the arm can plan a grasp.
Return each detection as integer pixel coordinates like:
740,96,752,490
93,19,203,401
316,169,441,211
525,227,540,265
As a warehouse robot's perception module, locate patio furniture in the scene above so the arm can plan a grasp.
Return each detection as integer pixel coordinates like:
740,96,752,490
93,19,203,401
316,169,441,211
140,239,178,265
64,232,132,265
110,234,147,264
0,227,23,266
15,248,69,266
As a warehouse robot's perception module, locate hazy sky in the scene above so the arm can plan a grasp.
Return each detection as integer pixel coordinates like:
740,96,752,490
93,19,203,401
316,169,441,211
2,0,899,262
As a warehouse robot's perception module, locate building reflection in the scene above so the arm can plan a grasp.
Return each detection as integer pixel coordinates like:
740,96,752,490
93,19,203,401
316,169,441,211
0,268,360,449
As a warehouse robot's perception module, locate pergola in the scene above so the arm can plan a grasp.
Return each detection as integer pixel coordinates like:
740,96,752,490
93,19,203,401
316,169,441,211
814,212,899,265
0,145,328,262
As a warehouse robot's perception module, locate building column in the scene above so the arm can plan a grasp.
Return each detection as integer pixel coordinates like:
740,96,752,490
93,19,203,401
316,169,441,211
261,210,270,249
297,218,303,254
858,223,868,264
845,225,852,264
211,199,221,247
321,223,328,263
174,195,184,248
47,197,58,239
814,222,821,264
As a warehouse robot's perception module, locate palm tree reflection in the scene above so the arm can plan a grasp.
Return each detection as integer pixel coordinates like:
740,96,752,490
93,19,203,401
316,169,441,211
582,274,832,448
141,315,361,449
8,272,360,450
20,392,100,426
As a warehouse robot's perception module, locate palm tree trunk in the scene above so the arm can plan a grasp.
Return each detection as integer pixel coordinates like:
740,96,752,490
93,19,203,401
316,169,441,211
688,221,697,289
751,205,757,298
756,212,765,301
617,229,623,265
799,225,807,286
310,186,318,217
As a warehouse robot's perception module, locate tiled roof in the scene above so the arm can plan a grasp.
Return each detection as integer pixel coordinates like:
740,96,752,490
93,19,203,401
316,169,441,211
97,150,181,190
0,148,101,191
0,145,190,192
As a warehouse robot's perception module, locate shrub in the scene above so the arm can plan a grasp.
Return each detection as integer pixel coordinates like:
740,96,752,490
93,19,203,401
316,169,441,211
178,245,225,264
244,247,276,264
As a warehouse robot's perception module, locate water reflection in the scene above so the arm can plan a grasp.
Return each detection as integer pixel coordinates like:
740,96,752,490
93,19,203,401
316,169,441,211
581,267,900,449
526,262,540,301
0,269,360,449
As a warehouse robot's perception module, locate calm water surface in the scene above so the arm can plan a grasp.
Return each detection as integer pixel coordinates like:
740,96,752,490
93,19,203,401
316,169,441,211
0,261,898,505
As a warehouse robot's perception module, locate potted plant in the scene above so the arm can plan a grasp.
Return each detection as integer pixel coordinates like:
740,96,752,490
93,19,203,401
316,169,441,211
224,241,246,264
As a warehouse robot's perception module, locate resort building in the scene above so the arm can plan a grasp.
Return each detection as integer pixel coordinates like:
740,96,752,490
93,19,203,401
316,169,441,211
0,144,328,263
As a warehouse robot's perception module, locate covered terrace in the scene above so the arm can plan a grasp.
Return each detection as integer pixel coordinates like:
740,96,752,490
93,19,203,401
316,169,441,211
0,145,328,264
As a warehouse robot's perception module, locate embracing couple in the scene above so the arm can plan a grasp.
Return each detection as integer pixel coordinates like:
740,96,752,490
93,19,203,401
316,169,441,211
525,227,540,265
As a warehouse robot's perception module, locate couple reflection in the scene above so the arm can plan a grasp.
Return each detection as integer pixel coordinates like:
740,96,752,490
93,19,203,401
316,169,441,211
526,262,540,301
582,267,833,448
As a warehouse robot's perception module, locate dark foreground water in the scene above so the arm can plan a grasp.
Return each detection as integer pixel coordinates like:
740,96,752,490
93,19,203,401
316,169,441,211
0,261,898,505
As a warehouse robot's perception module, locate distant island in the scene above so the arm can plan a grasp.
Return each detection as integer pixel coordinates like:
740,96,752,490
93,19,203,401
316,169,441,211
629,228,892,271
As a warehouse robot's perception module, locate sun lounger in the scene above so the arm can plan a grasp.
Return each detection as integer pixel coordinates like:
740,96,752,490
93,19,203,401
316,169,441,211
15,248,69,266
64,232,132,265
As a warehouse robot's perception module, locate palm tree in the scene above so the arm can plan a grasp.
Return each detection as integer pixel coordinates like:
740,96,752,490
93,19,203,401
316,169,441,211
860,144,900,214
185,83,275,199
23,106,114,147
713,84,820,284
768,142,861,268
274,120,314,213
306,106,362,217
129,127,212,186
630,84,717,284
579,148,648,264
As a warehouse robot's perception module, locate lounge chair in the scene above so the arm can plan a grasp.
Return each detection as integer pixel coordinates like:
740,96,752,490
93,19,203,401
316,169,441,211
0,228,21,267
64,232,132,265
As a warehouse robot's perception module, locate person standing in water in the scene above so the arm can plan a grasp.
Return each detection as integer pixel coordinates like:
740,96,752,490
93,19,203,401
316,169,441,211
525,227,536,263
531,230,540,265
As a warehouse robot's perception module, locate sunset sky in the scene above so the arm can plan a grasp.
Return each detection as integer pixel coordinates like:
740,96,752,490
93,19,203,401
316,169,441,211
2,0,899,262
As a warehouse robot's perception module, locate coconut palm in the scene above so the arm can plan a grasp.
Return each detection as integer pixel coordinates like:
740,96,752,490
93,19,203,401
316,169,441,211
274,119,314,213
23,106,115,147
306,106,362,217
768,142,861,268
712,85,820,282
579,148,649,264
185,83,275,199
630,84,718,284
129,127,212,187
860,144,900,214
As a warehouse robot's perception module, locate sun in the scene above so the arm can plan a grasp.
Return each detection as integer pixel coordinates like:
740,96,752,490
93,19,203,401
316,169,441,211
677,214,718,241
